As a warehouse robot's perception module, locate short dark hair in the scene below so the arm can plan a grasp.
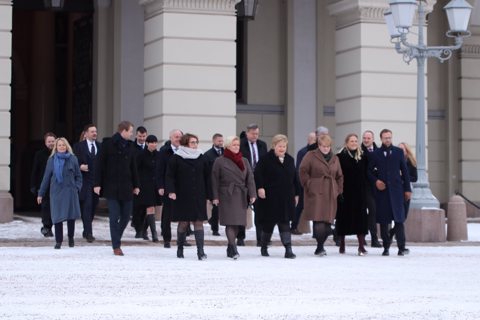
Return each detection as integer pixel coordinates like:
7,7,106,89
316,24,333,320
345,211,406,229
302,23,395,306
379,129,392,138
136,126,147,134
212,133,223,140
83,123,96,132
44,132,56,140
246,123,259,131
117,121,134,133
180,133,199,147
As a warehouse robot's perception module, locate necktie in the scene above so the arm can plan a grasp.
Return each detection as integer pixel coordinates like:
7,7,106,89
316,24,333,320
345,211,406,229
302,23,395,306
90,143,95,155
217,149,222,156
251,142,257,168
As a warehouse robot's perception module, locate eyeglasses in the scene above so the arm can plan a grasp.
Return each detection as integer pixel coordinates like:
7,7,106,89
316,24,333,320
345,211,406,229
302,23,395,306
189,141,199,145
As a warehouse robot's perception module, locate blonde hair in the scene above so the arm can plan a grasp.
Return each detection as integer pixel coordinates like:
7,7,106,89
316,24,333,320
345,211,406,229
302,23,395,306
50,137,74,157
341,133,362,161
398,142,417,167
224,135,240,148
271,134,288,149
318,134,332,147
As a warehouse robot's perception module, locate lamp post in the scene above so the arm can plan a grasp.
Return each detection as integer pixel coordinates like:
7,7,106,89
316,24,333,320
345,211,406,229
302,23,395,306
236,0,259,20
384,0,472,209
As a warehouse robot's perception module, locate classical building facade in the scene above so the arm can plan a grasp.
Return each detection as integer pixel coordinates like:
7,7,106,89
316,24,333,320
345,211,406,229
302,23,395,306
0,0,479,222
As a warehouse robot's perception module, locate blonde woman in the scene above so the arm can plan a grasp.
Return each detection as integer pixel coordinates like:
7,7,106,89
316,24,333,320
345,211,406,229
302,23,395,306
37,138,82,249
335,134,369,255
398,142,418,218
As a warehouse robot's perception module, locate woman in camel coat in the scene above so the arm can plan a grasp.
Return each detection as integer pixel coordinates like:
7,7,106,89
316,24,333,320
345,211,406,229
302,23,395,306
299,134,343,256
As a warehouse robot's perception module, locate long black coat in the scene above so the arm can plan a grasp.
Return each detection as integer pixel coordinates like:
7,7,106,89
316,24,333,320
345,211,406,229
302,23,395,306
335,149,368,236
30,147,51,196
74,140,101,201
367,145,411,224
165,154,210,222
137,148,162,206
95,133,140,201
254,150,300,224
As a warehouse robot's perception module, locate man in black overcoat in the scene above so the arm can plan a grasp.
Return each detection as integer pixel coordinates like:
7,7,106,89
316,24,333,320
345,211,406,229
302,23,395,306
361,130,382,248
367,129,412,256
238,123,268,246
30,132,56,237
94,121,140,256
204,133,224,236
132,126,148,238
157,129,183,248
73,124,101,242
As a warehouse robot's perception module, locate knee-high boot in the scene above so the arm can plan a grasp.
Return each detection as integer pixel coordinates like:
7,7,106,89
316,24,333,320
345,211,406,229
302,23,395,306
357,234,368,256
177,231,186,258
147,215,158,243
339,235,345,254
260,232,272,257
280,232,296,259
194,230,207,260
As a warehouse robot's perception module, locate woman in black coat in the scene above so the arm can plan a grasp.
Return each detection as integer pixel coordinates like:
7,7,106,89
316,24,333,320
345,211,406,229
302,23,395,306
136,135,162,243
166,133,210,260
255,134,300,259
335,133,369,256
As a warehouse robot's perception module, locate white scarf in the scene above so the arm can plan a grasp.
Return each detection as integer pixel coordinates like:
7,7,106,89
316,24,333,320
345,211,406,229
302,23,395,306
176,146,203,159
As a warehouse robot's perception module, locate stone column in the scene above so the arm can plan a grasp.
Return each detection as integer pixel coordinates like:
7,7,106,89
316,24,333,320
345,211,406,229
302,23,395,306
286,0,317,154
139,0,239,146
327,0,433,147
0,0,13,223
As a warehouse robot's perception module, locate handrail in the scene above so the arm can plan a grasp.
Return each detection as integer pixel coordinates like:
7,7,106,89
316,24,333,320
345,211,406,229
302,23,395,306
455,191,480,210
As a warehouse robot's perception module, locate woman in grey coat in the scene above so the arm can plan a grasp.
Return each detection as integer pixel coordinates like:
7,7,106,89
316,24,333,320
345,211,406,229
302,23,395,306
37,138,82,249
211,136,256,259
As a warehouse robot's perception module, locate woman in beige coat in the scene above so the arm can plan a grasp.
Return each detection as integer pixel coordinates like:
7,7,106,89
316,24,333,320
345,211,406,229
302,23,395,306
212,136,256,259
299,134,343,256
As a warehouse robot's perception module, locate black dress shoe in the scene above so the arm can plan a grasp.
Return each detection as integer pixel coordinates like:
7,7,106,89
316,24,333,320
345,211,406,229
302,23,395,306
164,242,171,248
398,248,410,256
212,231,220,236
236,239,245,246
54,242,61,249
371,239,382,248
86,235,95,243
382,248,390,256
135,231,143,239
45,229,54,237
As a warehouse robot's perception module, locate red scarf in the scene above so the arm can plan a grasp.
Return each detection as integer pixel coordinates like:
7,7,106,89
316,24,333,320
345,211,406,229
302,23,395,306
224,148,245,171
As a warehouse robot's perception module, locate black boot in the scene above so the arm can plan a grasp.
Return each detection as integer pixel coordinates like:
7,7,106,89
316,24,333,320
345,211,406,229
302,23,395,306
260,232,271,257
142,218,149,241
147,215,159,243
194,230,207,260
280,232,296,259
177,231,186,258
227,245,234,258
68,237,74,248
371,235,382,248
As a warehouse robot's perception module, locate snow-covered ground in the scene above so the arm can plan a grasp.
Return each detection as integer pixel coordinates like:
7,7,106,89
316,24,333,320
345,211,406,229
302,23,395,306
1,215,480,319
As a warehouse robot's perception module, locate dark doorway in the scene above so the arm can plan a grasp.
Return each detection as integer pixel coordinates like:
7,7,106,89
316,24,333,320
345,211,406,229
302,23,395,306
11,0,93,211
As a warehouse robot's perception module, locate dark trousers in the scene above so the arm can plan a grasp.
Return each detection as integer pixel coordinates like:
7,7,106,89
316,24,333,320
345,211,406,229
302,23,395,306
208,205,219,232
365,192,379,241
80,189,99,237
161,198,173,242
291,191,304,230
380,222,406,250
54,219,75,243
131,196,146,233
107,199,132,249
237,206,262,242
262,221,290,234
41,197,53,230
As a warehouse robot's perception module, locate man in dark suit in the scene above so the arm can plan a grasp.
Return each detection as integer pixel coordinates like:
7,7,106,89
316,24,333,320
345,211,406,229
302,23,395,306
291,132,316,234
361,130,382,248
73,124,101,243
132,126,148,237
94,121,140,256
30,132,56,237
367,129,412,256
238,123,268,246
157,129,183,248
204,133,224,236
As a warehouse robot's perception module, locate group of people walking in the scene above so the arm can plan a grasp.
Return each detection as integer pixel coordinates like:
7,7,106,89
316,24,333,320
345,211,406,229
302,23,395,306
31,120,417,259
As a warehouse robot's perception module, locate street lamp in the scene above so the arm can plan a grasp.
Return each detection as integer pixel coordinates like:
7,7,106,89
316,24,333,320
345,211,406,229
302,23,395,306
384,0,472,209
236,0,259,20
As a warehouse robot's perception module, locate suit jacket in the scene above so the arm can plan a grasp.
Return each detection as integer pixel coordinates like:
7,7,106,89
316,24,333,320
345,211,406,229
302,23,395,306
239,138,268,169
74,140,101,201
204,146,224,168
